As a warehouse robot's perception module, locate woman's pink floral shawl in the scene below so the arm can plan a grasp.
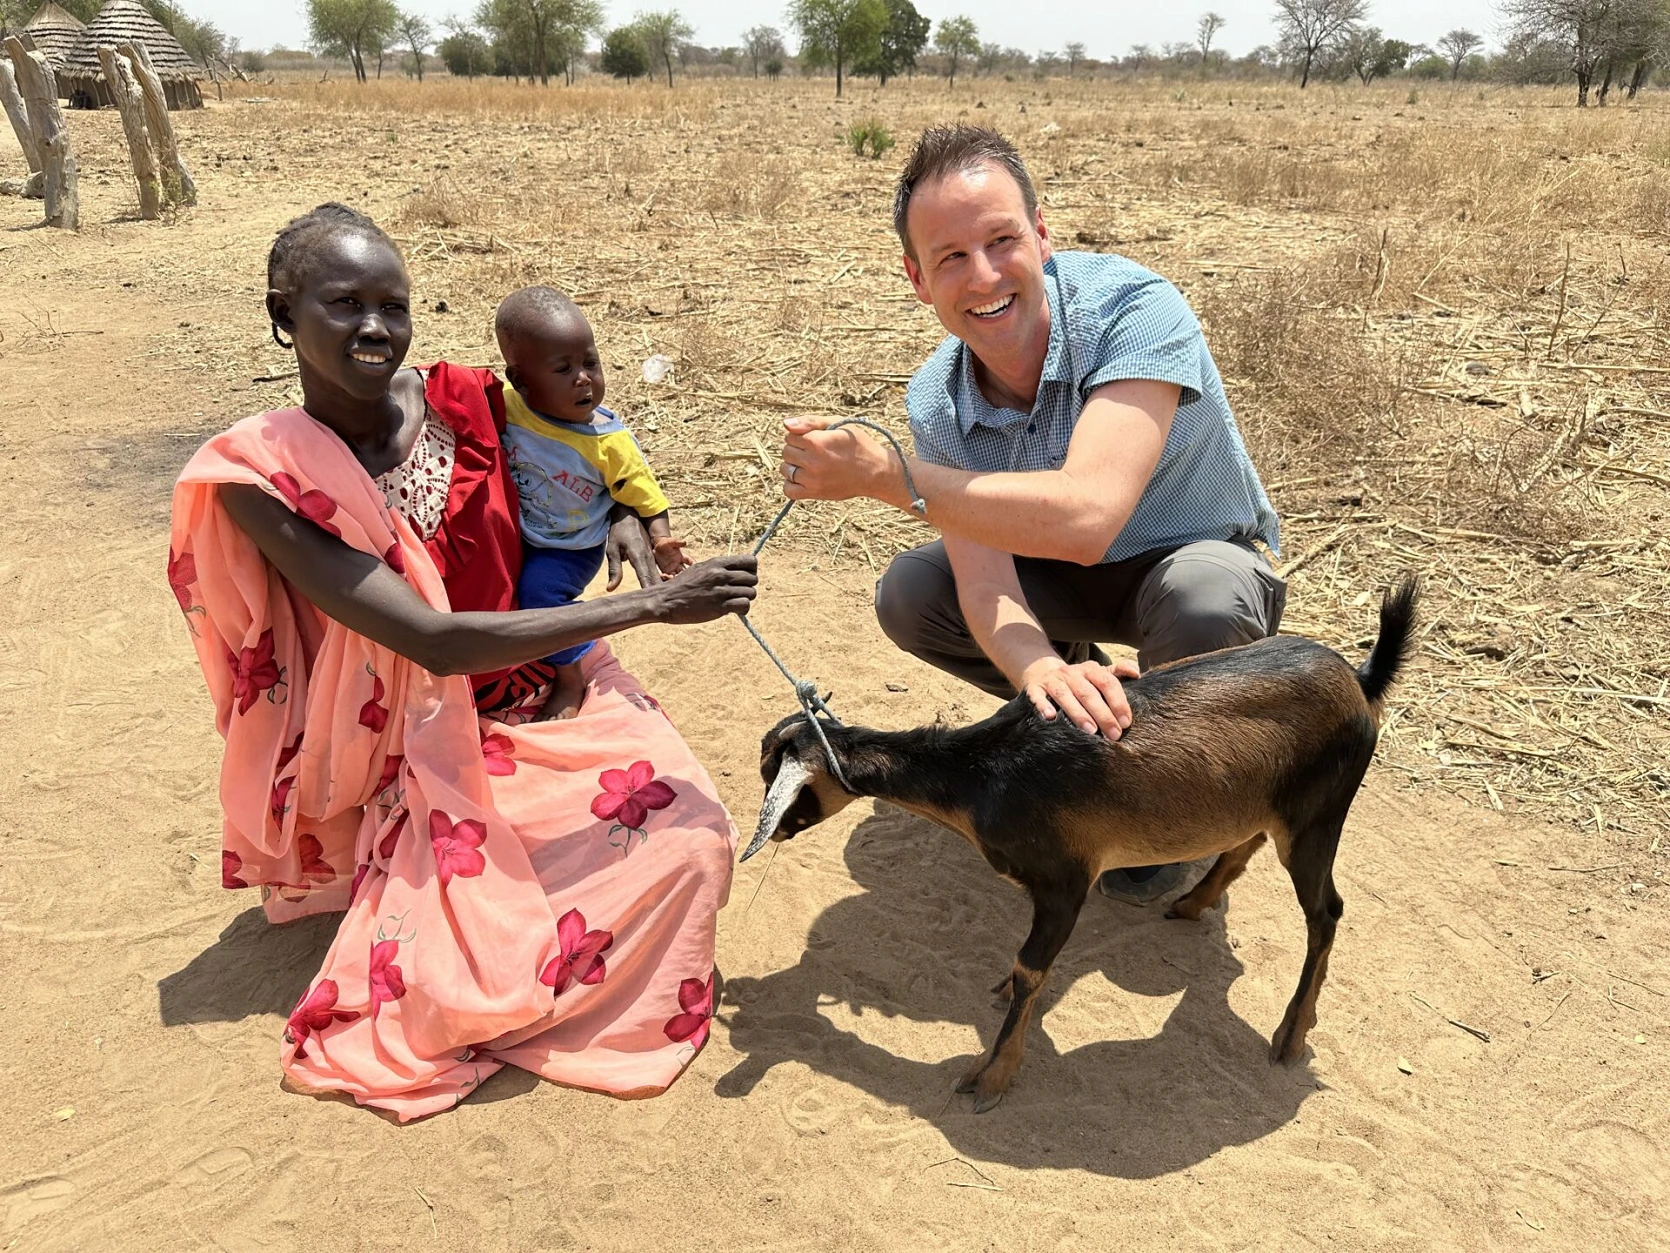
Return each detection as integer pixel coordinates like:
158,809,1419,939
170,408,735,1121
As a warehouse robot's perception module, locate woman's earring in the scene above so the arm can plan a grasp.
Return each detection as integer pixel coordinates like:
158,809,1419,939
271,323,294,350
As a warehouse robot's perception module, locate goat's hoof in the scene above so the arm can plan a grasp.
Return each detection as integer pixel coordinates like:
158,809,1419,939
955,1054,991,1094
972,1090,1005,1114
1268,1032,1305,1066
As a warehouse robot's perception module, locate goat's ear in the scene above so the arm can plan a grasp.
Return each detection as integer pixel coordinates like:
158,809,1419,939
741,754,812,862
759,717,804,785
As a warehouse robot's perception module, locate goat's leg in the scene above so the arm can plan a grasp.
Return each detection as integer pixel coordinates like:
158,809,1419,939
957,878,1088,1113
1271,819,1346,1065
1165,833,1268,921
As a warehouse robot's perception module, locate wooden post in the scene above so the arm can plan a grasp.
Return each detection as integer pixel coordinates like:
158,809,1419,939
0,53,41,179
99,46,161,220
121,42,196,207
3,37,77,229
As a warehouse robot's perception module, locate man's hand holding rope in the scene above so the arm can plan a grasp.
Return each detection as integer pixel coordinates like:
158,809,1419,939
780,417,904,504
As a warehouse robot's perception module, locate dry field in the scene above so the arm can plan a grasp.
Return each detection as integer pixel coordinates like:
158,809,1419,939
1,77,1667,1250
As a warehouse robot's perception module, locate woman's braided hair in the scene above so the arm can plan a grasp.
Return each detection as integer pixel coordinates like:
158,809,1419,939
265,202,397,348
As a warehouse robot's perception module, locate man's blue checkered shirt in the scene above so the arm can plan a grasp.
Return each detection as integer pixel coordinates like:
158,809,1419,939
905,250,1280,563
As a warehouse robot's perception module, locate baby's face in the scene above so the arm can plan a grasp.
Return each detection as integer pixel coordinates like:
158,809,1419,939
507,314,606,423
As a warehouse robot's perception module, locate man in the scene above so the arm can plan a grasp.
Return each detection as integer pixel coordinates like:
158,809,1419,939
778,125,1284,904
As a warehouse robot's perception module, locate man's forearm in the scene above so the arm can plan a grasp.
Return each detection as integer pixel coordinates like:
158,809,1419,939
955,577,1060,694
877,458,1127,565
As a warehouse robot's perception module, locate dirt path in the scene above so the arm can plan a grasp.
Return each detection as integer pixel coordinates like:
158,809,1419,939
2,108,1666,1253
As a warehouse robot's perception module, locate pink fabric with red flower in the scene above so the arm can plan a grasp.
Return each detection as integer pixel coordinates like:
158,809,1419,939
171,394,738,1120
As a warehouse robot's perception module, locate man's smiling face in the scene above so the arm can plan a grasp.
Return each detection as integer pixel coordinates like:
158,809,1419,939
900,161,1053,365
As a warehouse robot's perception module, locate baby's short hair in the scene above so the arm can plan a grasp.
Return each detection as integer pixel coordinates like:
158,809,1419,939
495,285,586,348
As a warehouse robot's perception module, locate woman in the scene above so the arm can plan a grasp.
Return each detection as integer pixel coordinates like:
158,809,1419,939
169,204,759,1121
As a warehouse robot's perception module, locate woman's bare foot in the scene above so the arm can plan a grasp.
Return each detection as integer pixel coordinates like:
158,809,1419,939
533,661,588,721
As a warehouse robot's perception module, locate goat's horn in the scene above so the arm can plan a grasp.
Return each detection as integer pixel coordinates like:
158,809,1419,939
741,756,811,862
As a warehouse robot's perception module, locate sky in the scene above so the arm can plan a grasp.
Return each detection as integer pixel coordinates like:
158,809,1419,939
202,0,1507,57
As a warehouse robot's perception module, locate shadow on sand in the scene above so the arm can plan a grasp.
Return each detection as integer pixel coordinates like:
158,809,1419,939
157,906,339,1026
715,807,1317,1179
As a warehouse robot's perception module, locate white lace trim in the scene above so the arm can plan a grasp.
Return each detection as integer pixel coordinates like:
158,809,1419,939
375,413,456,541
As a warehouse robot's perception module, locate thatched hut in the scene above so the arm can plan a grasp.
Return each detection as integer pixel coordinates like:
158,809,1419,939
59,0,202,110
22,2,86,73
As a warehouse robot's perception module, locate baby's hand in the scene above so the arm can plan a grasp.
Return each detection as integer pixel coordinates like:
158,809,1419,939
653,537,692,579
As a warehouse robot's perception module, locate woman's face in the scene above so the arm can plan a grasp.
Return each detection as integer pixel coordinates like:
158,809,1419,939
271,232,413,402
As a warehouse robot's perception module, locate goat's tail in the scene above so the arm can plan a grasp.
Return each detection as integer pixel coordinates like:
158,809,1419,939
1356,577,1419,706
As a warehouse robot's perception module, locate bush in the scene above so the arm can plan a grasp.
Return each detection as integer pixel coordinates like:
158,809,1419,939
601,27,650,82
846,118,895,160
241,49,267,74
437,31,491,78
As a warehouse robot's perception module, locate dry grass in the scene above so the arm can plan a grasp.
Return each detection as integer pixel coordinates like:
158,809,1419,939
90,75,1670,864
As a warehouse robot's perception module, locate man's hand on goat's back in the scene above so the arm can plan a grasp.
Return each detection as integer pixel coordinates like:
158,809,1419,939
1021,655,1139,740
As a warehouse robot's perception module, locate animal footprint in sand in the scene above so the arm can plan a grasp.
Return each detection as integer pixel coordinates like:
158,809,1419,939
173,1147,253,1190
1,1175,76,1235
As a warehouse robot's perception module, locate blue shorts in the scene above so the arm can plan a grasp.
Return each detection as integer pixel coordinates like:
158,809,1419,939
518,543,605,667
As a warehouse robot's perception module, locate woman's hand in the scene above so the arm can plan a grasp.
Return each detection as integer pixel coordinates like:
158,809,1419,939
651,555,758,624
605,505,658,591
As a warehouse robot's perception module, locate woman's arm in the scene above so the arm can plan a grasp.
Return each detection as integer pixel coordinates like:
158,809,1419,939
219,483,757,677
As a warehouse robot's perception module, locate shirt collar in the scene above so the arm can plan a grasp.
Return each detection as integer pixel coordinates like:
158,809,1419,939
952,262,1072,436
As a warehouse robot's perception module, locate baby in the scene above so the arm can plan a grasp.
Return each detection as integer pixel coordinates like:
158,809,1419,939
495,286,690,721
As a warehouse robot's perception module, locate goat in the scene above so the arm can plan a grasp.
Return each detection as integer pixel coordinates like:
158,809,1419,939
743,580,1417,1112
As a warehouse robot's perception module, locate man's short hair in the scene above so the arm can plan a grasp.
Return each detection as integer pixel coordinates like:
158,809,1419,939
892,125,1039,259
494,285,583,347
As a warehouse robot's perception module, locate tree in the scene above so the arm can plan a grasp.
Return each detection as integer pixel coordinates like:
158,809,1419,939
1062,40,1086,75
398,11,431,80
1499,0,1654,104
307,0,400,82
1337,25,1412,81
765,55,784,78
634,9,694,86
1128,43,1152,70
600,25,649,79
142,1,236,68
1273,0,1367,87
1197,12,1226,62
1437,27,1482,77
742,24,786,77
790,0,887,97
476,0,604,86
437,20,493,76
935,14,980,87
853,0,930,85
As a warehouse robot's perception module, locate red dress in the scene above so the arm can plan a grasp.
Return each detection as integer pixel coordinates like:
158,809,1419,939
416,362,554,709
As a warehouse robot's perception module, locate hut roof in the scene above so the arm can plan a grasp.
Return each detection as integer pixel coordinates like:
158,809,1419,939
23,1,86,70
61,0,202,82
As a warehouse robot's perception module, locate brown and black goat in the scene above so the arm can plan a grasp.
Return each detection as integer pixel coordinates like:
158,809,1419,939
743,580,1417,1112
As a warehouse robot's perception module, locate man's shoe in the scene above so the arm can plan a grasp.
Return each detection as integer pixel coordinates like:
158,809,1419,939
1096,863,1185,905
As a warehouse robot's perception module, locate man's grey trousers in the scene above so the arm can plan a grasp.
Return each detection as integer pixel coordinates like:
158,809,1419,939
874,538,1288,696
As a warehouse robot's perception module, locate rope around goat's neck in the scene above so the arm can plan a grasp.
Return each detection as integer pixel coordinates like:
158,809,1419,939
740,418,926,794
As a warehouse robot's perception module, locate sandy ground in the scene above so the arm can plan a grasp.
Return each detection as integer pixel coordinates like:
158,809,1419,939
2,99,1667,1253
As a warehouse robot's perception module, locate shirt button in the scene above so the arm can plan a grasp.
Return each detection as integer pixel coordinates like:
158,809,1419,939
1027,423,1036,434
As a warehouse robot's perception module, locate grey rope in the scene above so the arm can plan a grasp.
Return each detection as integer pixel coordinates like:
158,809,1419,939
740,418,927,794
